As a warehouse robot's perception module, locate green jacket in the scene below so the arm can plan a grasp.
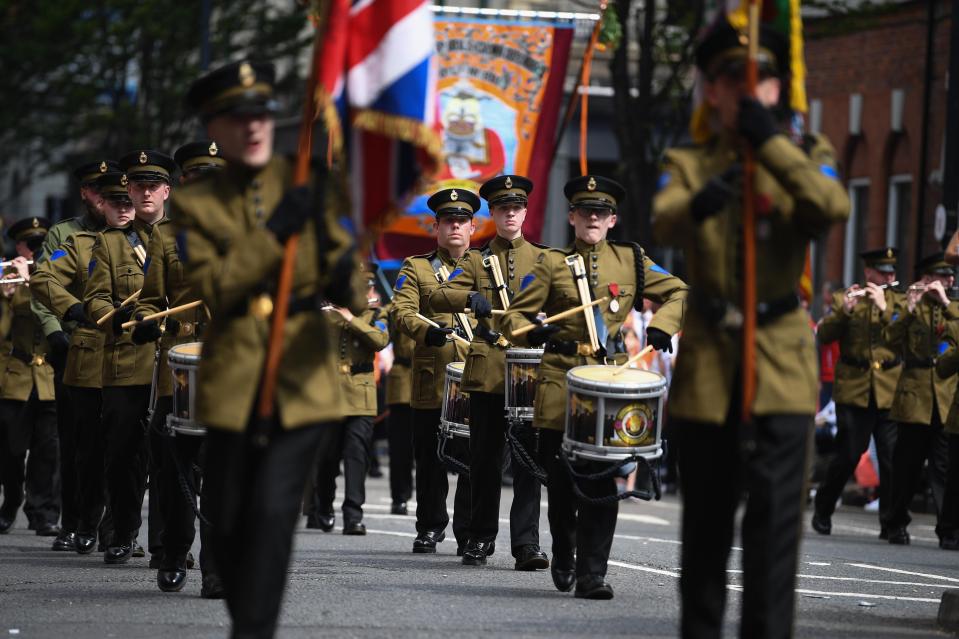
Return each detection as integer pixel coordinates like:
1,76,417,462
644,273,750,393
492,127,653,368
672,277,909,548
0,284,55,402
501,239,687,431
935,320,959,434
430,235,549,394
653,131,850,423
327,306,390,417
169,156,365,432
818,289,905,409
384,301,415,406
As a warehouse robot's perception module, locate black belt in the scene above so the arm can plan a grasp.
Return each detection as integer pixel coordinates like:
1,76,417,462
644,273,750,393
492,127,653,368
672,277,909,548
693,292,799,328
393,356,411,367
350,362,374,375
10,347,44,366
840,355,901,371
904,357,936,369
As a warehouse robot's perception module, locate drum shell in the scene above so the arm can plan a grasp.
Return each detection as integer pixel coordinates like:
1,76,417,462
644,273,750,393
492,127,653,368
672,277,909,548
504,348,543,423
166,342,205,436
440,361,470,439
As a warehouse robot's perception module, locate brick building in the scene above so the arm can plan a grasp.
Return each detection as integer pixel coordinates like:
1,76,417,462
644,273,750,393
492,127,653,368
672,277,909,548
804,0,953,297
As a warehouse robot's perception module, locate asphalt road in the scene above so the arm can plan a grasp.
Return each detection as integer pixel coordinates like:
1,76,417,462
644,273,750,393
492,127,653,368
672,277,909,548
1,469,956,638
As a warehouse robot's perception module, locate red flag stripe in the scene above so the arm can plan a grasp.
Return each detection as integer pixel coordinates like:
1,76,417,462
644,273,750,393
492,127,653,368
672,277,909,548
347,0,426,69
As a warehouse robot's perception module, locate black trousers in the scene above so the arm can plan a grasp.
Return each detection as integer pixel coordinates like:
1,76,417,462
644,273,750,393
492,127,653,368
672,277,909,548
412,407,470,545
814,396,897,526
467,392,541,551
387,403,413,504
941,434,959,539
537,429,617,578
54,373,78,533
677,413,812,639
314,415,373,523
101,385,150,543
71,386,112,539
205,418,338,639
147,416,164,555
887,417,950,532
0,394,60,527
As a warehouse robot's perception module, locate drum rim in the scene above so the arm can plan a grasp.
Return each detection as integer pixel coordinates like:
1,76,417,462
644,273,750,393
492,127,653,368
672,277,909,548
505,347,545,359
168,341,203,363
566,364,667,392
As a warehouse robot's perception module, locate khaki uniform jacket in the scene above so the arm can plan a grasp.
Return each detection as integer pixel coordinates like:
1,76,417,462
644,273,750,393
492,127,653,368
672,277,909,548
134,218,207,398
430,235,548,394
385,301,414,406
170,156,364,432
501,239,688,431
84,218,157,387
30,210,104,337
1,284,55,402
885,297,959,425
31,231,105,388
935,321,959,434
327,307,390,417
818,289,905,409
390,248,471,411
653,132,850,423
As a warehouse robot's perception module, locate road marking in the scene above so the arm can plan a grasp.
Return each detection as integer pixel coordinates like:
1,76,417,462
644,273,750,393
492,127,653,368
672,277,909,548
617,513,670,526
806,562,831,566
831,523,938,543
608,559,680,578
359,528,417,538
614,533,681,545
728,569,956,588
728,584,940,603
847,563,959,584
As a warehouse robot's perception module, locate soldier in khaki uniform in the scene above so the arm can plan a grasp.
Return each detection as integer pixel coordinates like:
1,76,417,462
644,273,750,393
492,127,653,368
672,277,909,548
0,218,59,537
884,253,958,545
309,269,390,535
30,160,113,552
933,319,959,550
813,248,903,538
170,61,364,638
84,150,175,565
429,174,548,569
502,175,687,599
385,305,415,515
390,188,476,555
652,20,850,637
130,141,225,596
32,171,132,554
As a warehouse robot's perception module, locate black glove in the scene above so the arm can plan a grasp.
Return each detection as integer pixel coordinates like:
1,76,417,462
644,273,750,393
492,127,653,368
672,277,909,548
646,327,673,353
65,302,90,325
112,305,135,335
467,292,493,319
131,317,162,345
527,322,560,347
690,164,741,223
265,186,313,243
164,316,181,336
737,97,778,148
46,331,70,371
425,325,453,347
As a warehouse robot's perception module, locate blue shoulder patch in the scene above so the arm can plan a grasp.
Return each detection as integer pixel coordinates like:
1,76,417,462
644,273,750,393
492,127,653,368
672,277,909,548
656,172,671,191
50,249,67,262
448,267,463,280
520,273,535,291
939,341,950,355
339,215,356,235
891,312,899,323
394,274,407,291
374,320,388,332
143,256,151,276
175,231,188,263
88,259,96,276
820,164,839,180
649,263,670,276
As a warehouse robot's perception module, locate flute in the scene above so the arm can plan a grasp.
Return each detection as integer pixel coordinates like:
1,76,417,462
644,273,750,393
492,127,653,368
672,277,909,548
0,259,32,268
847,281,899,298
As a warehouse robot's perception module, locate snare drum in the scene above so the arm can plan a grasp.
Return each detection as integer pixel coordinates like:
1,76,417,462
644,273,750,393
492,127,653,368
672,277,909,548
504,348,543,423
563,365,666,462
166,342,205,436
440,361,470,439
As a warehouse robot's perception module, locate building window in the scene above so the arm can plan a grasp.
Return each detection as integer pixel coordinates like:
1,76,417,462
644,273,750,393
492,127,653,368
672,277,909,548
886,175,912,279
843,179,870,285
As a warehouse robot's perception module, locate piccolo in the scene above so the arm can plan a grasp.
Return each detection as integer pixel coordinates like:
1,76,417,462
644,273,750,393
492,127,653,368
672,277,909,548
0,259,32,268
0,277,27,285
847,281,899,297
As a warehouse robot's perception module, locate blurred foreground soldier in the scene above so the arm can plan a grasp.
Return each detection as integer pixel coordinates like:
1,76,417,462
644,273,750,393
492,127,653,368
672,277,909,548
934,317,959,550
429,174,548,569
32,171,131,553
131,140,225,596
172,60,362,638
813,248,903,538
653,19,850,637
0,218,59,536
502,175,687,599
884,253,957,545
30,160,112,550
390,188,475,555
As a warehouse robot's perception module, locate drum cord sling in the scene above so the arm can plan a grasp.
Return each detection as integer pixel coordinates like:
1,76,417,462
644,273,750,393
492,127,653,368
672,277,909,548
505,422,547,485
559,449,662,504
436,432,470,477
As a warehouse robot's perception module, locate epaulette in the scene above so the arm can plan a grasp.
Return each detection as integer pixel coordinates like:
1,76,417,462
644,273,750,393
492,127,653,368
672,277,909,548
410,251,437,262
51,216,79,230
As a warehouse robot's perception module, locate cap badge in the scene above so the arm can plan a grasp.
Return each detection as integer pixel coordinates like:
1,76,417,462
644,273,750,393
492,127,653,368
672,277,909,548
99,161,108,173
887,248,893,258
450,190,458,201
239,62,256,88
120,174,128,186
32,218,39,228
738,33,748,46
139,151,148,164
209,142,218,156
587,177,597,191
504,176,513,189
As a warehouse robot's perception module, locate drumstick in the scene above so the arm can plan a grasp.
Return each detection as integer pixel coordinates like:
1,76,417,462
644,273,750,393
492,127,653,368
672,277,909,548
612,345,654,376
511,297,609,337
96,289,142,326
463,308,507,315
121,300,205,329
414,313,470,345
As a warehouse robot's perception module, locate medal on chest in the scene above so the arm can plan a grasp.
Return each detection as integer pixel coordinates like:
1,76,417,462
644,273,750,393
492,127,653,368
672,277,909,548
608,283,620,313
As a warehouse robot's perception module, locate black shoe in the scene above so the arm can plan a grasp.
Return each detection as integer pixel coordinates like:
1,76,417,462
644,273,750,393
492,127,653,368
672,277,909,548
200,573,225,599
306,513,335,532
390,501,408,516
186,551,195,569
551,566,575,593
462,540,495,566
575,575,614,600
52,531,77,551
514,545,549,571
940,536,959,550
0,515,13,534
157,558,188,593
811,512,831,535
887,528,910,545
343,521,367,536
75,533,97,555
36,522,60,537
879,527,889,541
104,541,135,564
412,531,445,554
132,543,145,558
